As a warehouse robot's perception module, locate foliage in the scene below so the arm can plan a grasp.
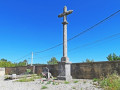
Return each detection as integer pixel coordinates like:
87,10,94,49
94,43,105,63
17,74,40,82
4,75,12,80
46,81,51,84
0,58,15,67
26,69,31,74
47,57,58,65
72,86,76,89
15,60,28,66
17,77,34,82
107,53,120,61
64,81,70,84
41,86,48,89
74,81,79,83
0,58,28,67
98,73,120,90
83,81,86,83
93,78,98,82
84,59,94,63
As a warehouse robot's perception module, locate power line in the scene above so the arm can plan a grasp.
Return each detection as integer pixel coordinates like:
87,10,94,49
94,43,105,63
35,9,120,54
15,52,31,62
68,32,120,52
34,32,120,60
35,43,63,53
67,10,120,41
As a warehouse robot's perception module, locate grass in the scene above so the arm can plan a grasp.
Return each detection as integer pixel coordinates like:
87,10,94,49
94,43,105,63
41,86,48,89
93,78,98,82
53,77,57,79
72,86,76,89
74,81,79,83
47,81,51,84
52,82,55,85
17,77,34,82
4,76,12,80
17,74,41,82
97,73,120,90
64,81,70,84
83,81,86,84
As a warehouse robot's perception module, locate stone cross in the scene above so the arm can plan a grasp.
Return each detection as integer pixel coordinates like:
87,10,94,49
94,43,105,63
58,6,73,62
57,6,73,81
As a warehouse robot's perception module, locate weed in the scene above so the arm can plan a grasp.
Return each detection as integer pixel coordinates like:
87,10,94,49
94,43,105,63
16,74,38,82
93,78,98,82
26,69,31,74
53,77,57,79
17,77,34,82
74,81,79,83
64,81,70,84
52,82,55,85
41,86,47,89
98,73,120,90
72,86,76,89
83,81,86,84
47,81,51,84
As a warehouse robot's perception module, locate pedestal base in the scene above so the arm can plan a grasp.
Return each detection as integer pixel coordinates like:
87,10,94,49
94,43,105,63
57,59,72,81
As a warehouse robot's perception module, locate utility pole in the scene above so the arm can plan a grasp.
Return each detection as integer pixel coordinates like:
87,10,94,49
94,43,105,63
31,52,33,66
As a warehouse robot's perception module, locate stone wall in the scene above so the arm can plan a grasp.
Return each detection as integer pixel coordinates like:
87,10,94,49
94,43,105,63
5,66,34,75
0,68,5,76
71,61,120,79
5,61,120,79
35,65,58,77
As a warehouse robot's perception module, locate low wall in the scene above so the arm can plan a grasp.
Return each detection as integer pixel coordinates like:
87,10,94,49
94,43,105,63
0,68,5,76
5,66,34,75
71,61,120,79
35,65,58,77
5,61,120,79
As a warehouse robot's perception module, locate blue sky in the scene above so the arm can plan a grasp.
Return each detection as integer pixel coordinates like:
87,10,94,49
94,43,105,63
0,0,120,64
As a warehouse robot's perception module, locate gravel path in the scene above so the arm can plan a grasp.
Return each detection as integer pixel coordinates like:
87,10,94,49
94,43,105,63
0,76,103,90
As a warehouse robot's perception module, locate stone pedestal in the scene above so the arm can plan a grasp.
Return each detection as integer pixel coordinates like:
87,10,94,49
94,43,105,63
57,59,72,81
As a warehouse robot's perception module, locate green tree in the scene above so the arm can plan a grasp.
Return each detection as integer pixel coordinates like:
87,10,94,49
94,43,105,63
85,59,94,63
1,58,7,62
47,57,58,65
107,53,120,61
0,59,28,67
0,59,15,67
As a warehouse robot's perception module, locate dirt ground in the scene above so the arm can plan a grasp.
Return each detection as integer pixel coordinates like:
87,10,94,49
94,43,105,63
0,76,103,90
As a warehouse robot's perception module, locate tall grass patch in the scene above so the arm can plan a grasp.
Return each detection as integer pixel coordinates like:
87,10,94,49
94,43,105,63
98,73,120,90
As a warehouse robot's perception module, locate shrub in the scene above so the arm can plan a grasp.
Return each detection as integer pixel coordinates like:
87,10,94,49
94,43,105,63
98,73,120,90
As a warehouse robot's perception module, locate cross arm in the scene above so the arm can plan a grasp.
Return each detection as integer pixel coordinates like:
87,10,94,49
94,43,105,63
58,10,73,18
65,10,73,15
58,13,64,18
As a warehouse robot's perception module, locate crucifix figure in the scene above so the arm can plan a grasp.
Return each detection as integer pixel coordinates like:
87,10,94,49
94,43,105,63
57,6,73,81
58,6,73,62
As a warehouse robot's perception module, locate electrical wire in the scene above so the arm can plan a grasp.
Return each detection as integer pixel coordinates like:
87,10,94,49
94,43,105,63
35,9,120,54
68,32,120,52
15,52,31,62
34,32,120,61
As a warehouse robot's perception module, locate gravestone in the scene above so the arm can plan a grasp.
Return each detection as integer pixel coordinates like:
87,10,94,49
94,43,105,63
42,67,53,79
